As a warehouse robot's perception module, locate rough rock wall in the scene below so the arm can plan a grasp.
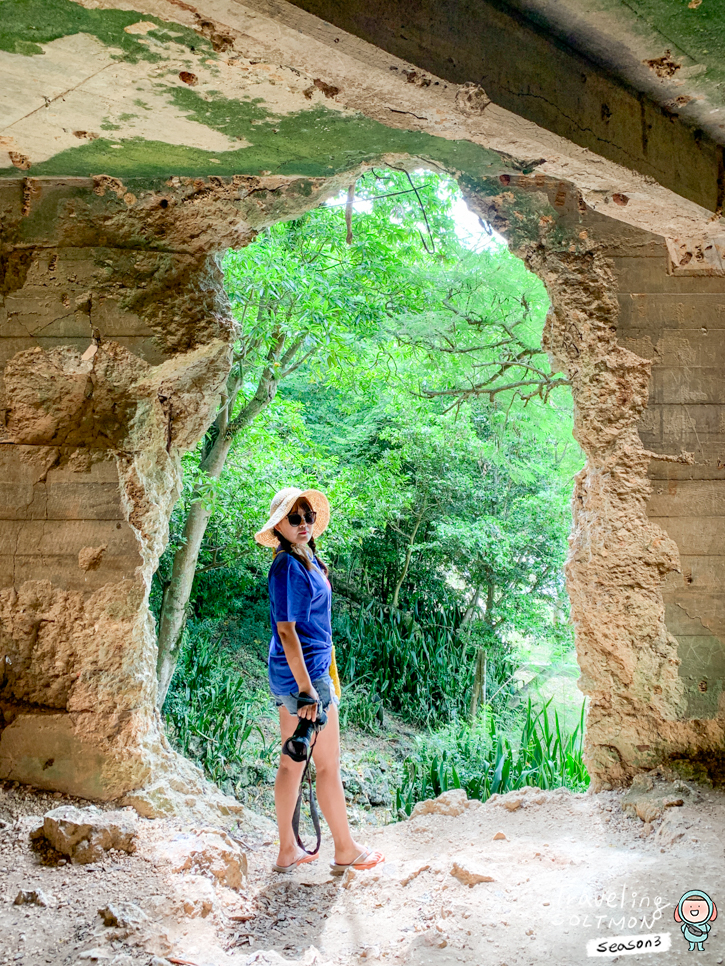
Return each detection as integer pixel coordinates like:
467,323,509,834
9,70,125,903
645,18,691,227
615,243,725,762
0,173,341,799
468,176,725,787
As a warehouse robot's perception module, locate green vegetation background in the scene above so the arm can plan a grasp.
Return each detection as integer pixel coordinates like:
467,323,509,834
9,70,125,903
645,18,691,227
152,171,588,815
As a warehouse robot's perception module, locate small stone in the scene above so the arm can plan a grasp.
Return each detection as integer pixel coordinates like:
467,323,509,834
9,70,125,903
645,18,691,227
450,861,494,887
411,789,469,818
14,889,50,907
98,902,148,929
400,863,430,887
157,828,247,890
493,831,506,840
42,806,137,864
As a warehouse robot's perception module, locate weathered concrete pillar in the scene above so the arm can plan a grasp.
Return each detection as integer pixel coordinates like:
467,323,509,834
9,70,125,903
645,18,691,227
0,178,234,799
468,175,725,787
616,238,725,777
536,221,685,789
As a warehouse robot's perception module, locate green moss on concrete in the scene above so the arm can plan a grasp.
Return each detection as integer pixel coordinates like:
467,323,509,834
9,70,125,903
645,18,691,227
168,87,272,132
602,0,725,88
1,103,507,181
0,0,213,62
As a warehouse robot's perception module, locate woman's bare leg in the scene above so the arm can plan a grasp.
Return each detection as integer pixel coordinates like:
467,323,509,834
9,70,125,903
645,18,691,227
311,704,366,865
274,707,308,867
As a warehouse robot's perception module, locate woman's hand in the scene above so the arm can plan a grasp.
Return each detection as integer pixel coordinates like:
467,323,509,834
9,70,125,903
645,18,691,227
297,685,320,722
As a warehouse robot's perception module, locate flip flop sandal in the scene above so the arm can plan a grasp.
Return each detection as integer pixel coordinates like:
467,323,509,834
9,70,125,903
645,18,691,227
330,848,385,876
272,852,319,874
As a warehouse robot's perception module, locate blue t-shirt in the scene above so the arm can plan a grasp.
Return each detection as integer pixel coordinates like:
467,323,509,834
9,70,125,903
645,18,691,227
267,551,332,695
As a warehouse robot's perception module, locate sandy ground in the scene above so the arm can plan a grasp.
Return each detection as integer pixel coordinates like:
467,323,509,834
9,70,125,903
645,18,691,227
1,779,724,966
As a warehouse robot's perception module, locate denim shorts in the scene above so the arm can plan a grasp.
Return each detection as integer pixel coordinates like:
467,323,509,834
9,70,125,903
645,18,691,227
272,674,339,716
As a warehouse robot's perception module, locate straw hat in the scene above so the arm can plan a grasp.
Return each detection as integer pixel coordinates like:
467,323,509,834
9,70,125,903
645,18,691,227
254,487,330,548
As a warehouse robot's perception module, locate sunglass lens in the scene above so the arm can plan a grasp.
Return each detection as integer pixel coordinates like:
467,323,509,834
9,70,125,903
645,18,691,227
287,510,317,526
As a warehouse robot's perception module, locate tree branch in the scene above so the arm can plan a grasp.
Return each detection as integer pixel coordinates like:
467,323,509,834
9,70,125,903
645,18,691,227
224,327,286,441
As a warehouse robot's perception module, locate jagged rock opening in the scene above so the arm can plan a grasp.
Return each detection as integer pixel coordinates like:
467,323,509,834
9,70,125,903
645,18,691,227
3,163,725,804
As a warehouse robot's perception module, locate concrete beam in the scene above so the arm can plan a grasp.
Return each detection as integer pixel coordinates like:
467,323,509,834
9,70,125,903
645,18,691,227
285,0,725,214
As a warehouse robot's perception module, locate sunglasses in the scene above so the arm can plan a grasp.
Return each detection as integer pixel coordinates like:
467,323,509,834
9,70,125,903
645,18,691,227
287,509,317,527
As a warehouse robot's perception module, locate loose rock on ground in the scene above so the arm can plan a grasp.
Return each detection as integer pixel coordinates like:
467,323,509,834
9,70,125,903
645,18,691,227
0,776,724,965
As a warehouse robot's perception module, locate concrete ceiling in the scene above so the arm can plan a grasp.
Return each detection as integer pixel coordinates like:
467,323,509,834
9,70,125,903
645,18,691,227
285,0,725,214
509,0,725,138
1,0,724,243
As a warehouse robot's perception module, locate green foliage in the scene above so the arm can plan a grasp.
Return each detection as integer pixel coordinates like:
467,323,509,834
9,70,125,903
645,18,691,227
335,601,475,726
336,682,385,733
163,621,277,789
394,700,589,818
0,0,211,60
156,168,585,769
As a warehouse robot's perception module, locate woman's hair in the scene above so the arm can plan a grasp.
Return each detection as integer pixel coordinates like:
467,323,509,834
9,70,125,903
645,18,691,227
273,498,329,575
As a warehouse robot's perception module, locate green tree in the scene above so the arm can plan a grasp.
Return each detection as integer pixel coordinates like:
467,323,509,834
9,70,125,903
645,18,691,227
156,169,581,726
155,170,470,702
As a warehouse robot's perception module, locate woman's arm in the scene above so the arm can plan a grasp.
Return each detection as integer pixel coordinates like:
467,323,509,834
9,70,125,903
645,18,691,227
276,621,319,721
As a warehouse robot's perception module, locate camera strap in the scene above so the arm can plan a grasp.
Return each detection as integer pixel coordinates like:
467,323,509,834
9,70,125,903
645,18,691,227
291,731,322,856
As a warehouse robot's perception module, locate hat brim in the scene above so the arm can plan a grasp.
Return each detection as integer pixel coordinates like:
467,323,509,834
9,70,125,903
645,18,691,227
254,489,330,547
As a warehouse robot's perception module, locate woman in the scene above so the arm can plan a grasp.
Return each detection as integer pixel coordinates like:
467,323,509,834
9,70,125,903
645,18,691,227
255,486,385,875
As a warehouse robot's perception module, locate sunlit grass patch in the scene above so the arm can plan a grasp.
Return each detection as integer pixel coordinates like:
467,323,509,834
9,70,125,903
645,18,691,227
394,698,588,818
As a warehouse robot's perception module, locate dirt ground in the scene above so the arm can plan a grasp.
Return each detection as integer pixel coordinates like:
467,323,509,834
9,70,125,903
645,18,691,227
1,778,724,966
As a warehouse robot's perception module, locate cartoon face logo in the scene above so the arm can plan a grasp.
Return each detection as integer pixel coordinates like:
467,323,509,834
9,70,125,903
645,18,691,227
675,891,717,952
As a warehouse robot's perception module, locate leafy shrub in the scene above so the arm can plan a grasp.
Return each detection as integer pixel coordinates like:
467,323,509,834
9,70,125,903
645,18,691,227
337,682,385,733
163,620,277,789
335,601,476,725
394,699,588,817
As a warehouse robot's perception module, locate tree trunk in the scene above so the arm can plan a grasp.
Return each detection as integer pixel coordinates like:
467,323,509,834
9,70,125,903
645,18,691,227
156,334,288,706
462,584,482,626
469,649,486,721
156,433,232,705
391,495,427,610
468,579,495,722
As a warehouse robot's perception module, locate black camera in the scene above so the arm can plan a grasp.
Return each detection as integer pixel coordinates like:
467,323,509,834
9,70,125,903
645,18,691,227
283,694,327,762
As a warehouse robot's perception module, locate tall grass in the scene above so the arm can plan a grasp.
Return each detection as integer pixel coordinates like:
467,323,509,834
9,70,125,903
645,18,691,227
335,601,476,725
163,620,276,789
394,698,588,817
